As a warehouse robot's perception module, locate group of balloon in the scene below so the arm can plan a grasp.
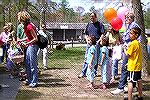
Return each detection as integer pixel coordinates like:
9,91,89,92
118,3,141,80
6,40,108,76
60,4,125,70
104,7,129,31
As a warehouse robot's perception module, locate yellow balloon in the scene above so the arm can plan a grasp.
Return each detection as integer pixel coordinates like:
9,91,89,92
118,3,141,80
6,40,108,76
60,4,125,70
104,8,117,22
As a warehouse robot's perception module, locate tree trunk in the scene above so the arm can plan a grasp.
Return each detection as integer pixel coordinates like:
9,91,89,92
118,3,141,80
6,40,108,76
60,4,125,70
131,0,149,76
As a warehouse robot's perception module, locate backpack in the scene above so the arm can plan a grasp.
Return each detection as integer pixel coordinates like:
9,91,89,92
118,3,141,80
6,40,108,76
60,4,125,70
30,23,48,49
37,33,48,49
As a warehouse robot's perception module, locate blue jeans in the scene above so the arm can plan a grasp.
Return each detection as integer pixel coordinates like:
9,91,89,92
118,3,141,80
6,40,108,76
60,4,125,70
112,59,119,77
81,62,88,76
0,43,9,63
147,45,150,59
26,44,39,85
6,58,14,70
94,43,100,75
118,52,128,89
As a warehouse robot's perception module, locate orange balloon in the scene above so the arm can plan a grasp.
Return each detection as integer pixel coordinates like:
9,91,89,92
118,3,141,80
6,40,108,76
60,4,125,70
104,8,117,22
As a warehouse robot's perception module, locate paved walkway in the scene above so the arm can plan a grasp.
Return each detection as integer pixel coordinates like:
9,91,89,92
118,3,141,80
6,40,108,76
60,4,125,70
0,74,21,100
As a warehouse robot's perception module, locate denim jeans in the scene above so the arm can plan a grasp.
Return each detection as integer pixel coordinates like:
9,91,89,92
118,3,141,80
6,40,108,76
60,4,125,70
26,44,39,85
0,43,9,63
147,45,150,59
94,43,100,75
112,59,119,77
81,62,88,76
118,52,128,89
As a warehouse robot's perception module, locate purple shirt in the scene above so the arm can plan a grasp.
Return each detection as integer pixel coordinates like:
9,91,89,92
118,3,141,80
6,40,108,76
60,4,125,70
122,22,142,44
85,21,105,41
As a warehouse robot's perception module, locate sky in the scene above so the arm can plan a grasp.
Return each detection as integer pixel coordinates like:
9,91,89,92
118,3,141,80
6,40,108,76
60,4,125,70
30,0,150,13
50,0,150,13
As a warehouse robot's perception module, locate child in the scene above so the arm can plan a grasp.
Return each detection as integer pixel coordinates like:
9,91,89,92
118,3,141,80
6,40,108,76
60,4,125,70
6,39,22,78
85,35,97,88
78,36,91,78
109,28,122,83
125,27,143,100
98,35,111,89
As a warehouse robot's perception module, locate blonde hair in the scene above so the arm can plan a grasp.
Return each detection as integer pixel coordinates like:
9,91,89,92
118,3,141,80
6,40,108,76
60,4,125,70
19,11,31,22
17,11,22,21
3,25,8,30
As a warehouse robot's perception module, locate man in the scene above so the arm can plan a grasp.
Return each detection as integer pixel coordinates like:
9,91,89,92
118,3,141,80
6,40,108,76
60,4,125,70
37,24,48,70
78,12,105,78
111,12,142,95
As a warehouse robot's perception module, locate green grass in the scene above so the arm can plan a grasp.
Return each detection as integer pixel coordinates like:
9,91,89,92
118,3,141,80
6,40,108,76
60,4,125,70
38,46,85,69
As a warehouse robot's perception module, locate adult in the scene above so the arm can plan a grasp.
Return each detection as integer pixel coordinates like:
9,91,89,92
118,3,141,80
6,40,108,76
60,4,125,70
147,36,150,58
111,12,142,94
18,11,39,87
78,12,105,78
0,26,9,63
37,24,48,70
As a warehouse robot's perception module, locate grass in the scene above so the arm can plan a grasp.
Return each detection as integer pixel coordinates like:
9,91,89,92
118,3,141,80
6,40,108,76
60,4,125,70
38,46,85,69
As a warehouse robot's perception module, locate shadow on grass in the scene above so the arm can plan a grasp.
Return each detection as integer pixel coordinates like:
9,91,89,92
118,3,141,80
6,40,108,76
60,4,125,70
16,89,43,100
38,77,71,87
47,67,70,70
39,73,53,77
142,79,150,91
108,82,119,89
0,66,7,74
144,96,150,100
38,82,71,87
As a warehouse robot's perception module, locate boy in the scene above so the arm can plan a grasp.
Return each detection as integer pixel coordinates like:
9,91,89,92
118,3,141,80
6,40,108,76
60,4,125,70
125,27,143,100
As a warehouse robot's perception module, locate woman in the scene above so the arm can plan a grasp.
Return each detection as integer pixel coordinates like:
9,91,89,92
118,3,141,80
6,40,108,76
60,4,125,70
18,11,39,87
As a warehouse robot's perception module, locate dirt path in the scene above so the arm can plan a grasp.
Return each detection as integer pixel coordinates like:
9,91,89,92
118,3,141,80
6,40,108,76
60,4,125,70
17,64,150,100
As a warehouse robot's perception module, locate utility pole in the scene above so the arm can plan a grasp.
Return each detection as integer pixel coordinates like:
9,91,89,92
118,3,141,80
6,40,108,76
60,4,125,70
40,0,46,27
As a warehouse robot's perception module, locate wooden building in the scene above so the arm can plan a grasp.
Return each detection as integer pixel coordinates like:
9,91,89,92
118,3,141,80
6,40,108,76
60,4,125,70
46,22,87,41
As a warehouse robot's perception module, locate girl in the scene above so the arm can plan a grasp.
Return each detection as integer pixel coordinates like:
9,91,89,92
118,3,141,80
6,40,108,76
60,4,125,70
99,35,111,89
85,35,97,88
7,39,22,78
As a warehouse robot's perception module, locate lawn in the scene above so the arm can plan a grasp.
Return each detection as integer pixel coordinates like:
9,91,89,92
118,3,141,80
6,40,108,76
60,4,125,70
15,47,150,100
38,46,85,69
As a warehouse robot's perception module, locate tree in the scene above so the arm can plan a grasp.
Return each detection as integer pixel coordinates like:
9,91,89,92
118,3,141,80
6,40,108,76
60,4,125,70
58,0,69,22
76,6,85,22
89,6,96,13
131,0,149,76
144,8,150,28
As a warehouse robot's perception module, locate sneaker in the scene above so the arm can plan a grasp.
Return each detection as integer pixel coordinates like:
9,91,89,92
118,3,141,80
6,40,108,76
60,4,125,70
123,97,128,100
9,74,14,79
43,66,48,70
124,86,128,92
134,95,143,100
78,74,84,78
111,88,124,95
1,84,9,88
29,83,37,88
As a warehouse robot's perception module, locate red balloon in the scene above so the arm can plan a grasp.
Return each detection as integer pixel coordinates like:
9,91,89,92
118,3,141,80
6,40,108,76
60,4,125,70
111,17,123,31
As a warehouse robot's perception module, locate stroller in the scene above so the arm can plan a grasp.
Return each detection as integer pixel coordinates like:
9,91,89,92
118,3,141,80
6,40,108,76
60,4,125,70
6,41,26,79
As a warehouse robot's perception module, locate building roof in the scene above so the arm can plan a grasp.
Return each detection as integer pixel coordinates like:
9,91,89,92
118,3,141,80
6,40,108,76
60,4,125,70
46,22,87,29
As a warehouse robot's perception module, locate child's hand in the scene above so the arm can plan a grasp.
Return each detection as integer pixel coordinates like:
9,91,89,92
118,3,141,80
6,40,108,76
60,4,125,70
88,63,92,70
99,62,102,66
21,42,27,48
